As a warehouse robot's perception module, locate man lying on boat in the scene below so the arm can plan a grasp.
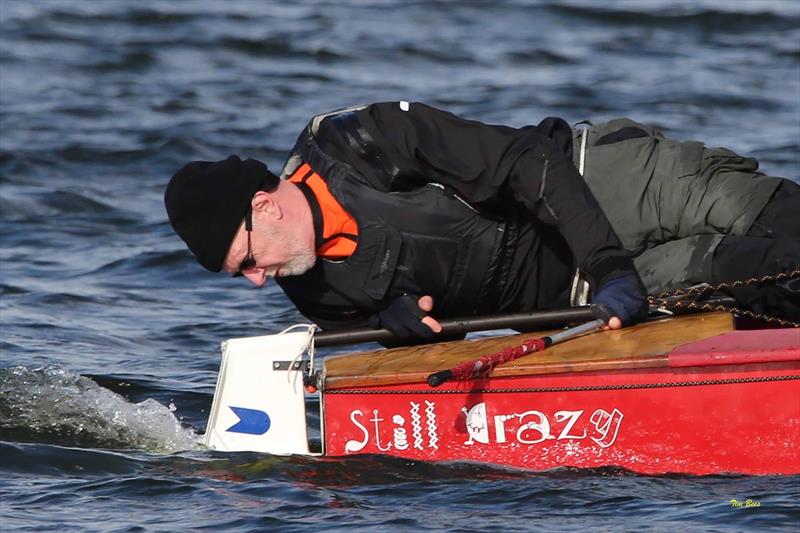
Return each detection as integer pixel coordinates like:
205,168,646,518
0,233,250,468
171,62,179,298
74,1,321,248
164,101,799,341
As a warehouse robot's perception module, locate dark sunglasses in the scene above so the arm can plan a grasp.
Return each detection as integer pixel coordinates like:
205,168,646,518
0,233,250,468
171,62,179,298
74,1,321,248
232,208,255,277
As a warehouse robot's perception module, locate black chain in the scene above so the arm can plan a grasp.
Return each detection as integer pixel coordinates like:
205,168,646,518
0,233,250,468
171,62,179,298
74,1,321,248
648,269,800,328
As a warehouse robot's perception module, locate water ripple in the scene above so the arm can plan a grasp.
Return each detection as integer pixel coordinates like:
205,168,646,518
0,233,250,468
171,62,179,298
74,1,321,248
553,4,800,30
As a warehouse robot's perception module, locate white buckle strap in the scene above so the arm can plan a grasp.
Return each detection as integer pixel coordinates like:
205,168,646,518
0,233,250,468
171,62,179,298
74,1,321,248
570,121,592,306
574,121,591,176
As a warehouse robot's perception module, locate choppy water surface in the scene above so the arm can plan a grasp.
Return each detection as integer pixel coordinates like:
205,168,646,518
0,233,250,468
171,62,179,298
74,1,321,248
1,0,799,530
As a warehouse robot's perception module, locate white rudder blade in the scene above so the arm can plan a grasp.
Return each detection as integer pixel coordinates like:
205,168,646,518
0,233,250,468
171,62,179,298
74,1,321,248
204,329,313,455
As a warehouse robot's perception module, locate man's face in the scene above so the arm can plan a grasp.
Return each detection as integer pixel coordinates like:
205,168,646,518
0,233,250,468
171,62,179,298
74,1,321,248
222,208,316,287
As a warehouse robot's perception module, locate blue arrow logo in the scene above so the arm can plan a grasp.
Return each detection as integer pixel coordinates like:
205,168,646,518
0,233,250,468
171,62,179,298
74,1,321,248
226,406,271,435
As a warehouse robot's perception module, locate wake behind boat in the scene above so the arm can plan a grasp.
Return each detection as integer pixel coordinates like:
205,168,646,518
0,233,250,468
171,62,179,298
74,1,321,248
203,312,800,476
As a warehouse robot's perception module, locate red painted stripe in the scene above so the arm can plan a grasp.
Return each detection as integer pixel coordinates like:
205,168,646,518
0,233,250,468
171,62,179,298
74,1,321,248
668,329,800,367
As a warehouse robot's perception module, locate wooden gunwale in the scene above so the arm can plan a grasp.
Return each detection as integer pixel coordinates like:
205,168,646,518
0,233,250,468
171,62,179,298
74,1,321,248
322,312,735,390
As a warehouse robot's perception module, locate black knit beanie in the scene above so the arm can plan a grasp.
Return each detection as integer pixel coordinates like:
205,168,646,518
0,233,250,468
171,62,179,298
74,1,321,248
164,155,280,272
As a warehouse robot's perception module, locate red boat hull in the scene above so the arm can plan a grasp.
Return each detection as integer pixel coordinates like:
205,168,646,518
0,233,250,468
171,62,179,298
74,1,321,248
323,361,800,475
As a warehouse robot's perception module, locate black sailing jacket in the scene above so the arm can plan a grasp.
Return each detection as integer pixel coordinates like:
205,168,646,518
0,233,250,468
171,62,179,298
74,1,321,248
276,102,636,330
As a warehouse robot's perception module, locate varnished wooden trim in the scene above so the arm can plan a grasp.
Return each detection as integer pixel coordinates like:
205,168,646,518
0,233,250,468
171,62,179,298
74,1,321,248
323,312,735,390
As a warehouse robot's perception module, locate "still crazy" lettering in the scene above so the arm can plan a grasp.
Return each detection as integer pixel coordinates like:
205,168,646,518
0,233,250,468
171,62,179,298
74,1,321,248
463,403,623,448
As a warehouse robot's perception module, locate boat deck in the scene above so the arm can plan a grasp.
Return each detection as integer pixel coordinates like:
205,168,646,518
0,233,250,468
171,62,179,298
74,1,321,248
323,312,736,389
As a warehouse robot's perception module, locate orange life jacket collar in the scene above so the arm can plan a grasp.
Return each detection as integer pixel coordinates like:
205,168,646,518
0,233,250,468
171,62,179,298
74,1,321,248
289,163,358,259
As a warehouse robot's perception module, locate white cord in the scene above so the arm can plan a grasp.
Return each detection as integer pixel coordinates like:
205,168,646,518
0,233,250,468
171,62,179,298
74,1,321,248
277,323,317,336
277,324,317,385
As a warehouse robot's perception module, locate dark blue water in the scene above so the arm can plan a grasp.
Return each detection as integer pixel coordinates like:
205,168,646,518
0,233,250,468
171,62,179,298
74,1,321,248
2,1,799,530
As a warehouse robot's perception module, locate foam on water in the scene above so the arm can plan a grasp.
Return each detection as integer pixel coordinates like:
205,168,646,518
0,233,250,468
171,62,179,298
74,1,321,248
0,366,201,453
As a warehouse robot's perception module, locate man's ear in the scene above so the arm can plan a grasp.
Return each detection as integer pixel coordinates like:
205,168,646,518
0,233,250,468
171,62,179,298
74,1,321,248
252,190,282,220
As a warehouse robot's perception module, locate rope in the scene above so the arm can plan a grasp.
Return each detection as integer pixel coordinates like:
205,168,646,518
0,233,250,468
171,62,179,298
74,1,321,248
648,269,800,328
447,337,547,381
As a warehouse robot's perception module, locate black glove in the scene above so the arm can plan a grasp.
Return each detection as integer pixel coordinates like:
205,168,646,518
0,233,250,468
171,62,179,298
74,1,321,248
592,272,649,326
368,294,436,341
